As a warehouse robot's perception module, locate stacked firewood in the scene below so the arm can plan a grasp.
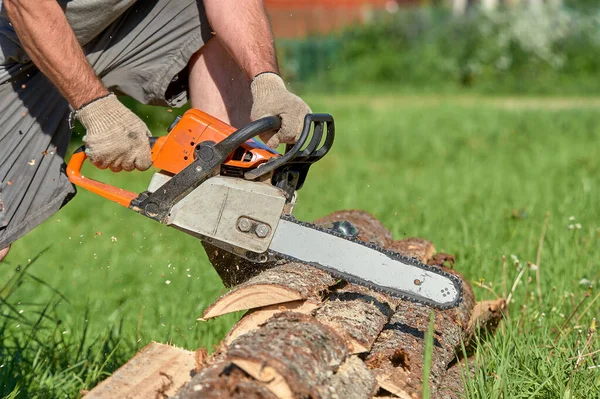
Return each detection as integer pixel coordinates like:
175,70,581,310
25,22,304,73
172,210,506,399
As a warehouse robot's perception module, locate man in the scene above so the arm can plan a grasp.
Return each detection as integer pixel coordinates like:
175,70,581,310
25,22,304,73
0,0,311,262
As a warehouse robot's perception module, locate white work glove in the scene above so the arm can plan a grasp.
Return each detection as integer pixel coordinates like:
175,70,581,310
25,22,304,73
75,93,152,172
250,72,312,148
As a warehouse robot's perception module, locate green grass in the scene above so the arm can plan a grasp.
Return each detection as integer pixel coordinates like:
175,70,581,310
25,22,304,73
2,94,600,397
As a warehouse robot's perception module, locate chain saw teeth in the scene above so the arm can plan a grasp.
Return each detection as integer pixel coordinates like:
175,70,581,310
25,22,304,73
268,215,464,310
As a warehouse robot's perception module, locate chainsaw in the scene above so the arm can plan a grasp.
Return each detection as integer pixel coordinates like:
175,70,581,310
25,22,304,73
67,110,462,309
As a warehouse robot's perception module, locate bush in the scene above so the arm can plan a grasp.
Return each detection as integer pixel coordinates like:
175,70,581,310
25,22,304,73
280,4,600,94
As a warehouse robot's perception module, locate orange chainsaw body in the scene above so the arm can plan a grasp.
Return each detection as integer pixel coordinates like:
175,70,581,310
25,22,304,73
151,109,277,175
67,109,279,207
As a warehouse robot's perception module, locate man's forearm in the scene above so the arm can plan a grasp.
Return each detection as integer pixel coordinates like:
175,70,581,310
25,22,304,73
204,0,279,79
4,0,108,109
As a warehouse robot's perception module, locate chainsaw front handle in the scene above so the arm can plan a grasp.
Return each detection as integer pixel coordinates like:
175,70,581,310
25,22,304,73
67,146,150,207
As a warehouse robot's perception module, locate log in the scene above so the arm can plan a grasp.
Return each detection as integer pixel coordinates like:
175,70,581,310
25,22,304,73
313,210,394,248
388,238,436,264
365,266,476,398
226,313,347,398
85,209,510,399
224,300,320,345
313,284,395,354
434,358,473,399
177,354,378,399
467,298,507,339
174,361,278,399
201,234,445,396
192,312,349,399
326,356,378,399
201,263,337,320
180,223,458,399
84,342,196,399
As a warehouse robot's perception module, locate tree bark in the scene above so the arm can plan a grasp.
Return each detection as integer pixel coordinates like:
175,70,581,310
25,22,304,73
174,361,279,399
313,210,394,248
201,263,337,320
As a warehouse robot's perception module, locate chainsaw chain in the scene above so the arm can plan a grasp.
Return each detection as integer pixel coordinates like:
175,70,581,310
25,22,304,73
268,214,464,310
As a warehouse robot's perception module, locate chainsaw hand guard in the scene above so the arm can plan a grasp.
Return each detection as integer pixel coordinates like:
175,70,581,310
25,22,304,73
244,114,335,181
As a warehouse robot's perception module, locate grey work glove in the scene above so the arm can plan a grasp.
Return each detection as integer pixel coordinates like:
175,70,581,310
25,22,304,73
250,73,312,148
75,93,152,172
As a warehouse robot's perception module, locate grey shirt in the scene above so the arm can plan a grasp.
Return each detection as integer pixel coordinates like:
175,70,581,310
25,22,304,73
0,0,137,66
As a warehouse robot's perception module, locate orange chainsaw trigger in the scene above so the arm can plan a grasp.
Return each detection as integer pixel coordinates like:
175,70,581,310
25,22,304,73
151,109,278,175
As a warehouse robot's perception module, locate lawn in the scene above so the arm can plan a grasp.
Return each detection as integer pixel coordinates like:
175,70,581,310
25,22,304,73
1,93,599,398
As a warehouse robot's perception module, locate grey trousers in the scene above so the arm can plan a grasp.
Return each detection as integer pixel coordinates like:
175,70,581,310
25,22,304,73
0,0,213,249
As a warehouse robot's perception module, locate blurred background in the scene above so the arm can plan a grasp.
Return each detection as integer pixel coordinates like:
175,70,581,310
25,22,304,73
267,0,599,94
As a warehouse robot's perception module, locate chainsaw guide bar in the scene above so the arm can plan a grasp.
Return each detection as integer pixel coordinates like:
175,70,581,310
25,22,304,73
268,215,463,310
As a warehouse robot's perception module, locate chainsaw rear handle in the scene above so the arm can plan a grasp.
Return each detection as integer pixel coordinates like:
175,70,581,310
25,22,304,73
66,116,282,208
244,113,334,180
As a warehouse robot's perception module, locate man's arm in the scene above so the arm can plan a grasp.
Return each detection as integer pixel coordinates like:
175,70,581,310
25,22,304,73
203,0,278,80
4,0,107,109
203,0,312,148
4,0,152,171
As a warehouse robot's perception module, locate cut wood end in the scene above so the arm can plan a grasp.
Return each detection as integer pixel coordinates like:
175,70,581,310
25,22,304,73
428,252,456,268
200,284,305,320
468,298,507,331
224,300,319,345
349,341,370,355
232,358,293,399
85,342,195,399
375,374,414,399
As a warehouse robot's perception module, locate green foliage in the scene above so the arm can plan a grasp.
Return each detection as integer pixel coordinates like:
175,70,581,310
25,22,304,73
281,4,600,94
565,0,598,9
422,311,435,399
0,255,129,398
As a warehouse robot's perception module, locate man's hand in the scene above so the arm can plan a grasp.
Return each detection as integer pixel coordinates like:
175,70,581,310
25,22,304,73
203,0,312,147
5,1,152,172
250,73,311,148
75,94,152,172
